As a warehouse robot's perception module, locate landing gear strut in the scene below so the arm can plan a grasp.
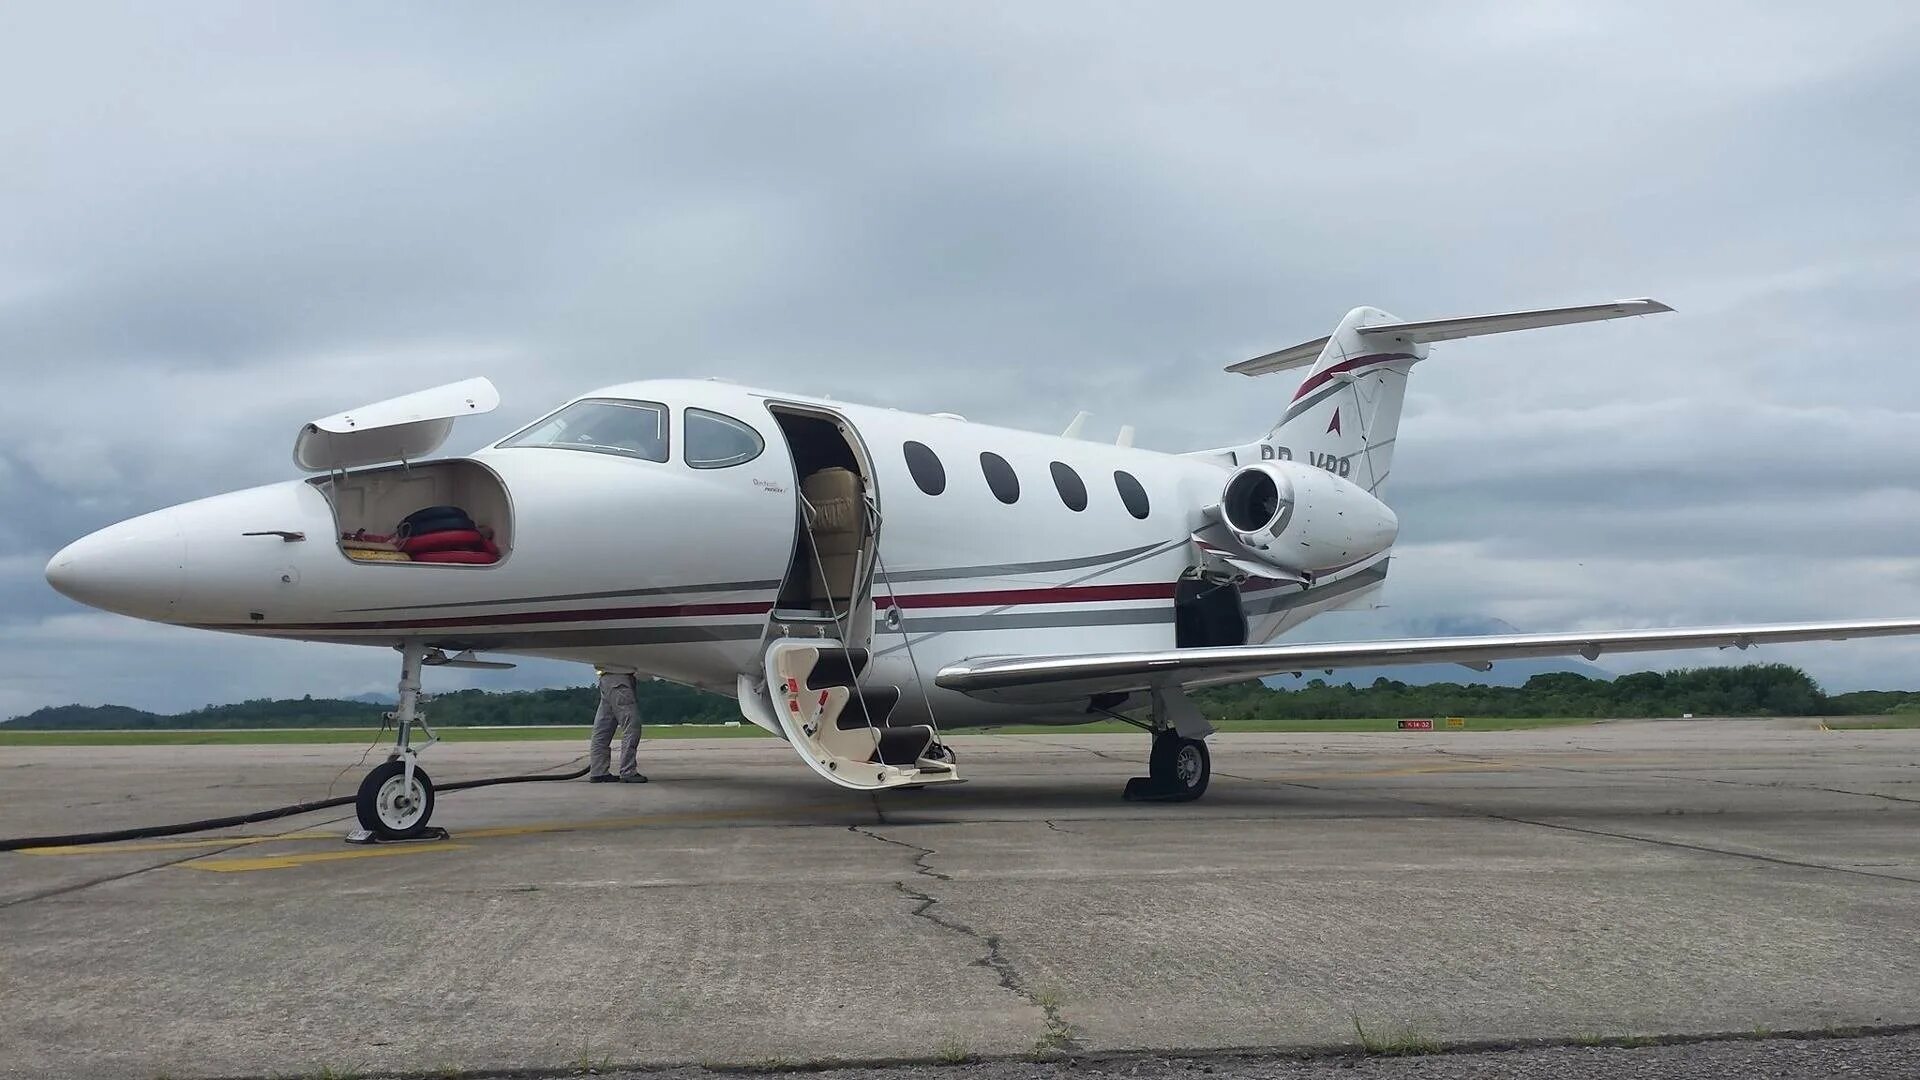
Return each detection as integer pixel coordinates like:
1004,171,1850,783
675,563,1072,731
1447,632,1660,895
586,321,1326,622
348,642,449,843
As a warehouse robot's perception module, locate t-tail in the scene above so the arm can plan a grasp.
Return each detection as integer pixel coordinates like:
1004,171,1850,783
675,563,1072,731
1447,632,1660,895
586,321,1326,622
1216,298,1673,496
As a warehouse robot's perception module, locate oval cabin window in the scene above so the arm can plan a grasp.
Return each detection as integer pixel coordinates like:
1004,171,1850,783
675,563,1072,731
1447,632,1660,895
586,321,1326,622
1114,470,1150,519
684,408,765,469
980,452,1020,504
1049,461,1087,511
903,441,946,495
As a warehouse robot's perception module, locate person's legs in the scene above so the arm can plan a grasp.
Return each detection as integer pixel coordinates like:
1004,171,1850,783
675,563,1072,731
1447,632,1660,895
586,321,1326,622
588,693,615,778
612,683,645,780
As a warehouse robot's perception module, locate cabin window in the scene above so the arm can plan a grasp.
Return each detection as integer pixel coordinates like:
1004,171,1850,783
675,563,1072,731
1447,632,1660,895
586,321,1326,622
498,399,669,463
1114,470,1150,519
903,441,946,495
980,452,1020,504
1049,461,1087,511
684,408,764,469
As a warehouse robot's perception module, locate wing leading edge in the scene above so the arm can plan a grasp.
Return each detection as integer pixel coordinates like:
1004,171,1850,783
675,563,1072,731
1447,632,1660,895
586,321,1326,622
934,619,1920,705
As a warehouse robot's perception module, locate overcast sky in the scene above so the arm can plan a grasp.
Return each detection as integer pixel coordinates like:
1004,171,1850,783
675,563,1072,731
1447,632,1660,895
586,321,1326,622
3,2,1919,716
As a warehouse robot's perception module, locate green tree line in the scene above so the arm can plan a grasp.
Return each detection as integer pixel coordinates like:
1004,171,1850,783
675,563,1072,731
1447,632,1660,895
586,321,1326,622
1193,664,1918,721
8,664,1918,730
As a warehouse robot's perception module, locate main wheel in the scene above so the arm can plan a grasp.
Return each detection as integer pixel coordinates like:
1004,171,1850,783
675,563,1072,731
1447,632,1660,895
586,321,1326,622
1148,735,1210,802
356,759,436,840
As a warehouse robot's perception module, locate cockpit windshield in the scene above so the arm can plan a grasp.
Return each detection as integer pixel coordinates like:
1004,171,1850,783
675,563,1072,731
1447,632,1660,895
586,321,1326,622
497,399,669,462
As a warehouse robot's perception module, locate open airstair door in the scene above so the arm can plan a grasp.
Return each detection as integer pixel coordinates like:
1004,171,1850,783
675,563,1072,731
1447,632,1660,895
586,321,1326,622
753,403,962,791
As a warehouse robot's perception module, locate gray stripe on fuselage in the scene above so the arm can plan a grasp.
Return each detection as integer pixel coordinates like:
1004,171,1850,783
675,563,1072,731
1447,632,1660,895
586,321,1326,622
1244,562,1389,617
341,578,783,614
873,537,1191,656
338,542,1178,616
880,542,1164,583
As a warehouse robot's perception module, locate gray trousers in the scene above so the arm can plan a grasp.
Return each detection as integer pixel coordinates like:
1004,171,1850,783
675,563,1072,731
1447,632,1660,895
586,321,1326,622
589,678,642,777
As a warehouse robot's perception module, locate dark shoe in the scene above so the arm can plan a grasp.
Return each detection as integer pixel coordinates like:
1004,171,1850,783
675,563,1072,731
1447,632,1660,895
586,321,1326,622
589,774,619,784
619,773,649,784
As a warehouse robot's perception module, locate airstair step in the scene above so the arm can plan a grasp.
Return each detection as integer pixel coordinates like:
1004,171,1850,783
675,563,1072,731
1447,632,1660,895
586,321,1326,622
804,647,869,689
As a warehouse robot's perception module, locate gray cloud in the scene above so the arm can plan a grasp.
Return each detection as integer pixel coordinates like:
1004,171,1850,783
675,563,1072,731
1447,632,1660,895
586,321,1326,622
4,1,1920,713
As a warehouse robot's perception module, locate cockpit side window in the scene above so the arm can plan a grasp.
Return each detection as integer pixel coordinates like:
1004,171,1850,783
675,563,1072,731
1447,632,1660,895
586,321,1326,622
684,408,765,469
498,399,669,462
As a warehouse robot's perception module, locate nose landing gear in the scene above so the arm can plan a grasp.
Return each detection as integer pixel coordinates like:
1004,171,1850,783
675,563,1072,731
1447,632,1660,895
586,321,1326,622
347,641,450,844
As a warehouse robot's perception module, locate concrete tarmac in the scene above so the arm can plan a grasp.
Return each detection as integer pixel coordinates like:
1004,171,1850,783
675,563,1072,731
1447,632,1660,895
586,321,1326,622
2,719,1918,1079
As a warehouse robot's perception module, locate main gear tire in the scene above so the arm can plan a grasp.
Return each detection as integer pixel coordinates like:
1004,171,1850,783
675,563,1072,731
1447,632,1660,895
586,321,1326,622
1147,734,1210,802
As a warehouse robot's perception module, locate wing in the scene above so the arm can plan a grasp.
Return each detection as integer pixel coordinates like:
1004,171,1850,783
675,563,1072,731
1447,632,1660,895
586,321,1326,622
935,619,1920,705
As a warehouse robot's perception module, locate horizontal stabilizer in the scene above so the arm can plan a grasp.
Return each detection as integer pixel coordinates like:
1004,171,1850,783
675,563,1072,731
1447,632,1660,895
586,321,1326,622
1225,335,1331,377
1355,298,1672,345
1225,298,1671,377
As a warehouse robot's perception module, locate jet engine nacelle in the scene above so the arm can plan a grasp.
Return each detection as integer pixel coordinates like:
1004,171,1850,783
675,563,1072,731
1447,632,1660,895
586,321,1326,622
1217,461,1399,573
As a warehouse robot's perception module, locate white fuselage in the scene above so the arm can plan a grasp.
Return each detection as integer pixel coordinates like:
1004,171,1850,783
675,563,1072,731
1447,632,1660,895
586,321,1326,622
44,378,1385,729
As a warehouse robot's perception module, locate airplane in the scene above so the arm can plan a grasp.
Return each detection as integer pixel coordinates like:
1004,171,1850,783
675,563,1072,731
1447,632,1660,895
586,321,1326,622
42,298,1920,840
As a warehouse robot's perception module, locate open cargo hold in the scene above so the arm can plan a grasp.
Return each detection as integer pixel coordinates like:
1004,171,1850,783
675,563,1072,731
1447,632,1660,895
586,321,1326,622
312,459,513,567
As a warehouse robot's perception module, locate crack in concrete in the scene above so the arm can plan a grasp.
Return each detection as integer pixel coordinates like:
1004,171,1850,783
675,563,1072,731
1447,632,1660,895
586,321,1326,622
850,824,1081,1054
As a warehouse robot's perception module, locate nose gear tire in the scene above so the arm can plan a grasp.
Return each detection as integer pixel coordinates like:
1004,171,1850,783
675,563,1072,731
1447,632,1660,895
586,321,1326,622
356,760,437,840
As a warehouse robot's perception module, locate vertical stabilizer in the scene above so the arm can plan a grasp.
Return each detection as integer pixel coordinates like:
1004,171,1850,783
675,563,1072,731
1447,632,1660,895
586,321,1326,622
1266,307,1424,496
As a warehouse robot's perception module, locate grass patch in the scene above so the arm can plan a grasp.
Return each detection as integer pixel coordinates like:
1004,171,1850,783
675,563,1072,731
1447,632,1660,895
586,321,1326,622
1822,716,1920,730
1352,1016,1442,1056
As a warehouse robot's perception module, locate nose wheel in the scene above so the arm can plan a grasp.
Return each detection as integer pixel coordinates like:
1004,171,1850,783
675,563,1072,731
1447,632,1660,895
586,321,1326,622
347,641,450,844
356,759,437,839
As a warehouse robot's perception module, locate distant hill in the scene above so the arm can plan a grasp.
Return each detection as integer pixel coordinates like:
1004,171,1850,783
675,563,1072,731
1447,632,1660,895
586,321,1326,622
5,682,737,730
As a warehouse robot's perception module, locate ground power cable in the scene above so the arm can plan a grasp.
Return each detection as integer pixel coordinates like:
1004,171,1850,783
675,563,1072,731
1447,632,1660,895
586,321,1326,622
0,756,591,852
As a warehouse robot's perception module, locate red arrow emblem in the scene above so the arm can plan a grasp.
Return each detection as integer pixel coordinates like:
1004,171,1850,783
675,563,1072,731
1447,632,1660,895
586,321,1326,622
1326,408,1342,436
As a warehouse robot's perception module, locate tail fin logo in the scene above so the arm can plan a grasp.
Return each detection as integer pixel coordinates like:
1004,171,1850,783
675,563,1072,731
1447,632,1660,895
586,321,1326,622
1326,408,1342,436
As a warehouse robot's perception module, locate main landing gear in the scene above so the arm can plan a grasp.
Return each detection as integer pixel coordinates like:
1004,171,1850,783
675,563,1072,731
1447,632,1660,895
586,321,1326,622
349,642,449,844
1118,687,1215,803
1125,732,1212,802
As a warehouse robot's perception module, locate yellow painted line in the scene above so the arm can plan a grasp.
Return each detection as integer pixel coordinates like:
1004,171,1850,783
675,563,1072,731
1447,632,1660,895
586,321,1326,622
163,803,850,872
455,802,847,840
16,831,337,856
184,843,470,872
20,803,848,858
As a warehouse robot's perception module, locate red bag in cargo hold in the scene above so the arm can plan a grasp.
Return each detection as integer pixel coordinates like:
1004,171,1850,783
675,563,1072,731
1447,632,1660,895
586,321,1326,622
412,549,499,564
399,529,486,555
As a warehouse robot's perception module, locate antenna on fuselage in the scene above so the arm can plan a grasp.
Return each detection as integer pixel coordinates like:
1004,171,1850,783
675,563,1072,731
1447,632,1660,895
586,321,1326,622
1062,411,1091,439
1115,425,1135,448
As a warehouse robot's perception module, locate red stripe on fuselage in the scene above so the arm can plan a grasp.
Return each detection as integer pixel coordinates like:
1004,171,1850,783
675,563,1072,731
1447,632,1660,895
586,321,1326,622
206,581,1179,634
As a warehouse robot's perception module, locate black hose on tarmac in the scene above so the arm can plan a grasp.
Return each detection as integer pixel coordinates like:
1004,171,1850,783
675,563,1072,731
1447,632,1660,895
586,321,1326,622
0,763,591,852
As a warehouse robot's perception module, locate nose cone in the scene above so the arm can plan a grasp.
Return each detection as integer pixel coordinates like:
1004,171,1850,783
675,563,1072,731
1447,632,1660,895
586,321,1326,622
45,508,188,621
